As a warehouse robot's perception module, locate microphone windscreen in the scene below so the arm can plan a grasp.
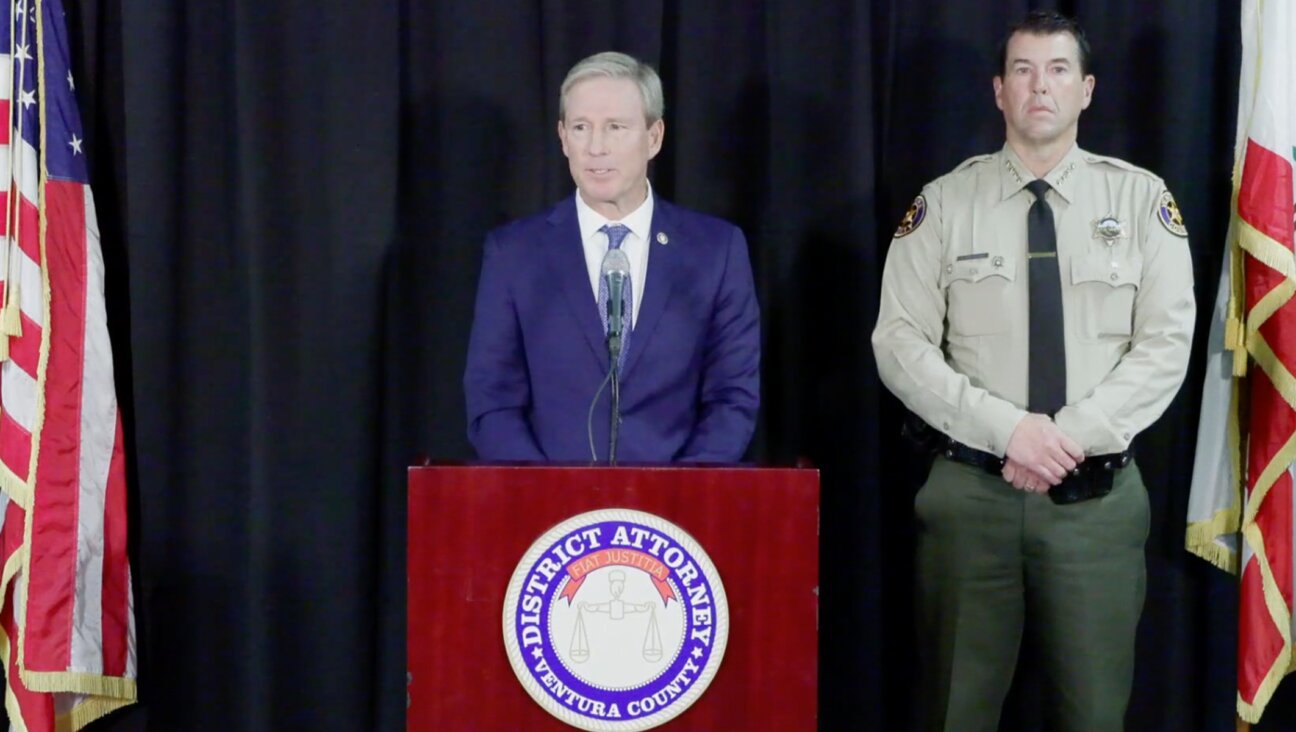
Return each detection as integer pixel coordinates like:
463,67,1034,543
600,247,631,278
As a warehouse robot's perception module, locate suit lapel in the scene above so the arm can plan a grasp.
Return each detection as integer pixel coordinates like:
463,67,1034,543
546,198,609,370
622,199,680,378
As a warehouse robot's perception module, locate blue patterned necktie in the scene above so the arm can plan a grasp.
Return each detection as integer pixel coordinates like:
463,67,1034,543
597,224,633,370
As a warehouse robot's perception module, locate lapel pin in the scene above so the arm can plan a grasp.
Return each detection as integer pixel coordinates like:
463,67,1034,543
656,232,669,245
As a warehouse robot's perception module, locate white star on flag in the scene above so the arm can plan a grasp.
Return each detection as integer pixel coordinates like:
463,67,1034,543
68,134,82,154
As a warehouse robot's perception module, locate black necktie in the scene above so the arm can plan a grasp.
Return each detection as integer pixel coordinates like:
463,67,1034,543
1026,179,1066,415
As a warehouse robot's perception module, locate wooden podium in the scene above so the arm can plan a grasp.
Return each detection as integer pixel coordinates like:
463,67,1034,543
407,464,819,730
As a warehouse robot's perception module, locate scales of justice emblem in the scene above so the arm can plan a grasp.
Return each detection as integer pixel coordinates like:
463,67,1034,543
503,509,729,731
570,568,667,666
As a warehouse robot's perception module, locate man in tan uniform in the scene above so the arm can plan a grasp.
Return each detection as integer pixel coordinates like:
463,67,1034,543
872,11,1194,731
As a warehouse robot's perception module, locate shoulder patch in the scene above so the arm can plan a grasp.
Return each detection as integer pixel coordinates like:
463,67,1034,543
894,195,927,238
1157,190,1188,237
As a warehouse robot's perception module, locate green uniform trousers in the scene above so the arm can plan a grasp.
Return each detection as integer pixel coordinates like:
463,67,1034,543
915,456,1149,732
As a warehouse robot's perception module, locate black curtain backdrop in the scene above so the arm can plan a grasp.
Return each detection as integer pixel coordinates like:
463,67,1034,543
43,0,1295,729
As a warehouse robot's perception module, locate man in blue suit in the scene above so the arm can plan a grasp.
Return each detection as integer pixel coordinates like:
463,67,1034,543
464,51,760,463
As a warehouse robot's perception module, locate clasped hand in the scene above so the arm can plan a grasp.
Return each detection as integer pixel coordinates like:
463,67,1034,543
1001,414,1084,494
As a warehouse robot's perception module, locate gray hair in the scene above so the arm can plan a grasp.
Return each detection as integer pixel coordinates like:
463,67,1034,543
559,52,665,124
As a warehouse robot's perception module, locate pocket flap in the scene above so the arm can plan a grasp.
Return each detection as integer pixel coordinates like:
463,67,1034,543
1070,253,1143,288
943,254,1018,285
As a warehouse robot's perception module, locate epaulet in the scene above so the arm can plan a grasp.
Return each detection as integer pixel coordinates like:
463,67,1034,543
1081,151,1186,237
952,153,995,173
1080,151,1162,182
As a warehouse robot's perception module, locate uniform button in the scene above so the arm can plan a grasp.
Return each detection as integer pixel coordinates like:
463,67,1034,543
1103,461,1113,470
987,443,995,452
1123,432,1131,440
993,256,1004,268
942,422,950,430
944,449,954,458
946,264,954,274
1110,272,1119,281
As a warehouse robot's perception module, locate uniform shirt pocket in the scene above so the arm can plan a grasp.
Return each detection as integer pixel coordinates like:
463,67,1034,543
1070,253,1143,338
942,255,1018,336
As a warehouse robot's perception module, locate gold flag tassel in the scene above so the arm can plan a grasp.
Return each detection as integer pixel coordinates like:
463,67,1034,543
0,272,21,338
1224,196,1249,378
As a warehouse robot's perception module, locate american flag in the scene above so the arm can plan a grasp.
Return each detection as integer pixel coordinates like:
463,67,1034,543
0,0,136,729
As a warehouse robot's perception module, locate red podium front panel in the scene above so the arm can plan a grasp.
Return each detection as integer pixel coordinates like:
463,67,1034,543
407,464,818,731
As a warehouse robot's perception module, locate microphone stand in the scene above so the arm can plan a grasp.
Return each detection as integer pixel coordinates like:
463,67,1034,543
590,249,630,465
608,333,622,465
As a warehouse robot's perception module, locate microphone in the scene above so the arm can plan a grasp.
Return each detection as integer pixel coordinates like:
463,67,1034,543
600,248,631,360
598,247,631,465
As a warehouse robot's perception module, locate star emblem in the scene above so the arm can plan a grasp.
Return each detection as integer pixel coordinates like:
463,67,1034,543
69,135,83,155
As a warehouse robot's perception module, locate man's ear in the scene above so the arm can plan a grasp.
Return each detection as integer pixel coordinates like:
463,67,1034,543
647,118,665,160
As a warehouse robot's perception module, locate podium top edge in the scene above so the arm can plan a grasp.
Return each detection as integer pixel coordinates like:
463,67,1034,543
408,461,819,475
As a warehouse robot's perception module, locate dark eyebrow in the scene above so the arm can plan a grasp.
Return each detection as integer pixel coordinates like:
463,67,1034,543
1010,57,1073,66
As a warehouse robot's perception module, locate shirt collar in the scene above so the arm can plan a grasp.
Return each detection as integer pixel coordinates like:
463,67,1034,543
998,143,1085,204
574,180,655,244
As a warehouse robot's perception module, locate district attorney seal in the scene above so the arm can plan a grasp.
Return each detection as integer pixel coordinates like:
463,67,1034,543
502,509,730,730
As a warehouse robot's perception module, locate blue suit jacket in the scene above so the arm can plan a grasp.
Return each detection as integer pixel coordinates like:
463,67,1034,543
464,195,760,463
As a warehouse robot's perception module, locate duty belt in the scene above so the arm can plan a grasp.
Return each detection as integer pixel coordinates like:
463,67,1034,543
941,439,1131,505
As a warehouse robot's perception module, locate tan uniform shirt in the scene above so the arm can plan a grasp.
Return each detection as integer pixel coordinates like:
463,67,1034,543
872,144,1195,456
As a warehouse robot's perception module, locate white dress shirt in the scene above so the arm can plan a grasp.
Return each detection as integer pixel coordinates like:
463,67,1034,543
574,182,653,324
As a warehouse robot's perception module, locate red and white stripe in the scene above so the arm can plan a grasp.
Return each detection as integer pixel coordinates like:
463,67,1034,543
0,47,45,498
